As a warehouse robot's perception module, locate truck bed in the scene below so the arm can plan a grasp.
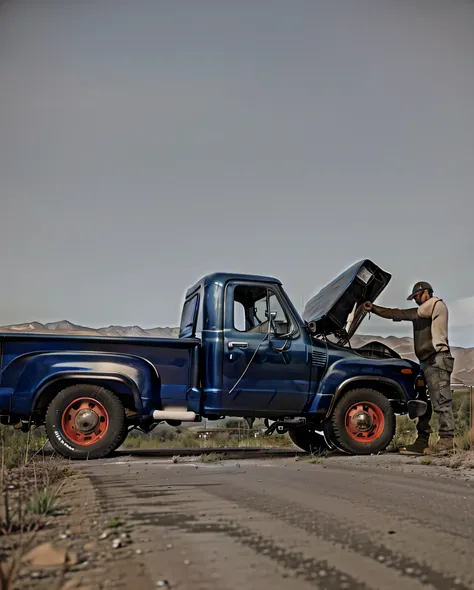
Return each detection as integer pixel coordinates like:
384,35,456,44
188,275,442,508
0,332,201,418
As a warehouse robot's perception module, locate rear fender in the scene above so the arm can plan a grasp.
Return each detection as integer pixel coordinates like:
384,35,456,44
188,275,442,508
3,352,160,418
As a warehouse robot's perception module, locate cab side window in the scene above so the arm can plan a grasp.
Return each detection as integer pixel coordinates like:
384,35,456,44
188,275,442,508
232,285,292,336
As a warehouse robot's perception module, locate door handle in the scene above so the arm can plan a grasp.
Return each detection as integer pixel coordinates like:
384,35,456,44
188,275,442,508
228,341,248,349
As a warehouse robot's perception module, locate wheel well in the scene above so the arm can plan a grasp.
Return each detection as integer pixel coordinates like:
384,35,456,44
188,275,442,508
34,379,137,420
329,379,405,416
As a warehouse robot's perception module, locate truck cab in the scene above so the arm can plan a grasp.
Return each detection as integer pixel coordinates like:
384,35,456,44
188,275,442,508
181,272,313,417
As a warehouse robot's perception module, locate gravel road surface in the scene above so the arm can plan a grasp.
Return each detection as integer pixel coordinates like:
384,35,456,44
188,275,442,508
82,451,474,590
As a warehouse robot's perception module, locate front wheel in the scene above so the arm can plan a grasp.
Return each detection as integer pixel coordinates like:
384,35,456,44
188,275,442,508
288,429,329,454
328,388,395,455
45,384,127,460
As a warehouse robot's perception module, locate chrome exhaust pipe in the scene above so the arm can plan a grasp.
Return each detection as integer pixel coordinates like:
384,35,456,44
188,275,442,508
153,408,197,422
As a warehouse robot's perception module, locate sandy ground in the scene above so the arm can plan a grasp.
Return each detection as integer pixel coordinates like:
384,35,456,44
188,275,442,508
3,449,474,590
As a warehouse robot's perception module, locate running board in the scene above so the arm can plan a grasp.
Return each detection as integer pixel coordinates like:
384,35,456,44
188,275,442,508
152,409,197,422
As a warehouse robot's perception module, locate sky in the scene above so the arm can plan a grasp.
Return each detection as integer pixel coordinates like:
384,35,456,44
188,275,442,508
1,0,474,346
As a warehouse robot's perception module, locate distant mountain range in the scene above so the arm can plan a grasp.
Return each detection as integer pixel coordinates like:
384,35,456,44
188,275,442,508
0,320,179,339
0,321,472,386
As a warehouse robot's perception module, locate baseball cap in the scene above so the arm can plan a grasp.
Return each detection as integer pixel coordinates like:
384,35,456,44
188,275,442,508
407,281,433,300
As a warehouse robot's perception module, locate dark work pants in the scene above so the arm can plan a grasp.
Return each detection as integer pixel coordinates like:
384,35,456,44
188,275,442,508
417,351,455,438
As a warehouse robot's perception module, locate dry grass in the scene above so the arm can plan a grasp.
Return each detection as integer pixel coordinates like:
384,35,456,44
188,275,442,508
121,427,294,451
387,415,417,450
0,426,73,590
439,451,474,470
300,451,328,464
1,427,48,470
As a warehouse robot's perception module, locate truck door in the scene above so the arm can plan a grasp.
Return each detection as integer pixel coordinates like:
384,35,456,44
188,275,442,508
222,281,312,415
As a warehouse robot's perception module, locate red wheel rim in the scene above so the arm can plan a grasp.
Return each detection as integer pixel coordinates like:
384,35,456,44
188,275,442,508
344,401,385,442
61,397,109,447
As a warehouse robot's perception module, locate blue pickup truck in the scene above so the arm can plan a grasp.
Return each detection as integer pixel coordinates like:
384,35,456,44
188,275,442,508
0,259,427,460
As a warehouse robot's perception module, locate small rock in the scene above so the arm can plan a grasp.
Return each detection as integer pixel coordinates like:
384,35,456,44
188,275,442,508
184,559,191,565
136,549,143,555
166,544,173,550
83,542,98,552
112,539,122,549
63,580,80,590
23,542,67,569
156,581,170,588
99,532,110,540
405,568,415,575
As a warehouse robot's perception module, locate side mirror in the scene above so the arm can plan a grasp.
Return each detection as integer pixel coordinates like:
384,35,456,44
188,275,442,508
267,310,292,339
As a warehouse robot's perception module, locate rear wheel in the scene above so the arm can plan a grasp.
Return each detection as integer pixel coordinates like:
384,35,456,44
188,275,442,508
288,429,329,454
329,388,395,455
45,384,127,460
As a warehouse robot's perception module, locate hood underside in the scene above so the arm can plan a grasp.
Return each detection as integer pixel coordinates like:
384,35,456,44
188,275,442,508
303,259,391,345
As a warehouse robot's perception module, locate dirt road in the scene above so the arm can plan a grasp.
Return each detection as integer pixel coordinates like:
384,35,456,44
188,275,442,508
81,451,474,590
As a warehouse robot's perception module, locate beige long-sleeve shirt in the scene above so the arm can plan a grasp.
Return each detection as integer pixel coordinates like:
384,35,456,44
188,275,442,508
371,297,450,362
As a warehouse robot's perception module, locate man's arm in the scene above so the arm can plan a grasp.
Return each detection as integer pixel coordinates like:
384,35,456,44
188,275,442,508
369,304,418,322
431,301,449,350
418,298,449,351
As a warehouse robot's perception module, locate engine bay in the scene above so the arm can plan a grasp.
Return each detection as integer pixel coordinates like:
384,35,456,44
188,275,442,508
350,340,401,360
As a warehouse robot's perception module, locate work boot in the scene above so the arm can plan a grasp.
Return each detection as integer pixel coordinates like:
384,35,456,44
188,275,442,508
424,436,455,456
399,433,430,455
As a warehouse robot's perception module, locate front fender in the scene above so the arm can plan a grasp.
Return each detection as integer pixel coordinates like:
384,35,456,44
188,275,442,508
3,352,160,418
308,357,415,416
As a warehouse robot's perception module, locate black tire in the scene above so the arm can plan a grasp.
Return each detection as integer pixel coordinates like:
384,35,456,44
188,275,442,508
288,429,329,454
45,384,127,460
116,427,129,449
329,388,395,455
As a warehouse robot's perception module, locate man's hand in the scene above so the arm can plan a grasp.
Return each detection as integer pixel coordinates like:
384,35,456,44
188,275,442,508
363,301,373,312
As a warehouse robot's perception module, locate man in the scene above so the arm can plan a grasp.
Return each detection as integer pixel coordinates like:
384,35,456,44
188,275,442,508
364,281,455,455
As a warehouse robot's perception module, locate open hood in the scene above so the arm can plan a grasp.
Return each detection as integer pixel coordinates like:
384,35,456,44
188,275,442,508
303,259,391,345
